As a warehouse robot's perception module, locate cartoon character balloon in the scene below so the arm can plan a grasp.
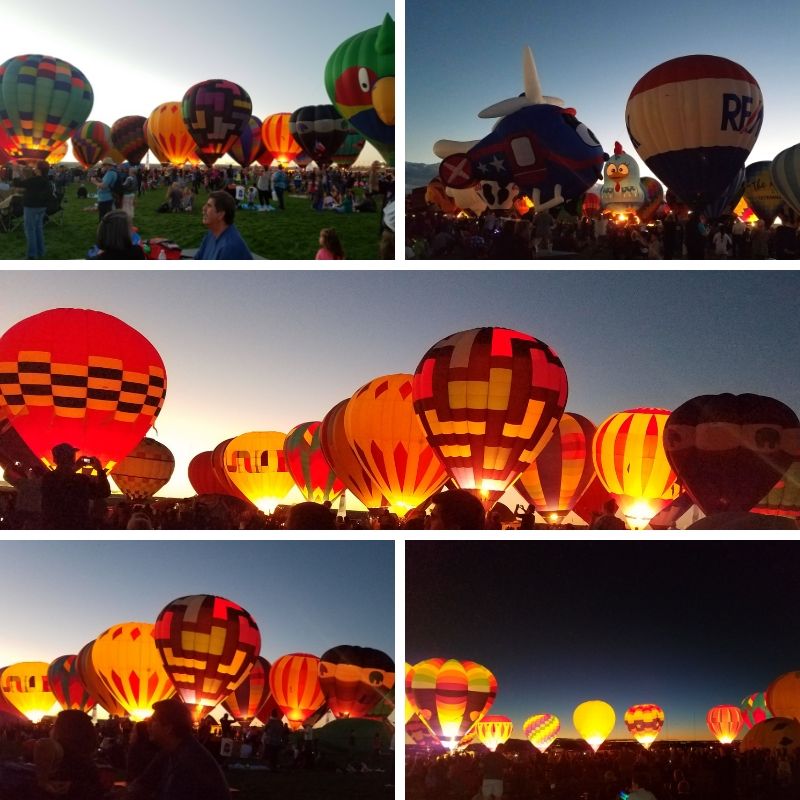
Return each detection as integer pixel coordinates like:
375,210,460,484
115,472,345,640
573,700,615,752
413,327,568,510
111,437,175,500
707,705,743,743
261,113,303,166
154,594,261,720
70,121,112,169
318,645,394,720
624,704,665,749
229,115,266,169
289,105,349,167
111,116,149,165
475,715,513,751
524,713,560,752
0,55,93,162
626,55,762,207
0,308,166,471
146,102,197,165
269,653,326,730
283,421,345,504
325,14,394,164
601,142,645,213
0,662,60,722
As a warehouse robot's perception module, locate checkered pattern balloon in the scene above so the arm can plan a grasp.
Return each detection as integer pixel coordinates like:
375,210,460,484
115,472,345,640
111,436,174,500
70,120,111,168
47,655,95,712
740,692,772,729
284,421,346,503
523,713,560,752
111,116,148,165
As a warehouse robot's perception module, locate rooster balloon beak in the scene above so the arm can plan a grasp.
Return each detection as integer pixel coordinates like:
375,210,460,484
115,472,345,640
372,77,395,126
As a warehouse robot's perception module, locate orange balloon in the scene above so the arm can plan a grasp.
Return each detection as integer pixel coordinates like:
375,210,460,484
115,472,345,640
111,437,175,500
707,705,743,744
211,437,251,503
269,653,325,730
46,141,68,165
261,113,303,165
146,102,197,165
75,639,127,717
0,662,59,722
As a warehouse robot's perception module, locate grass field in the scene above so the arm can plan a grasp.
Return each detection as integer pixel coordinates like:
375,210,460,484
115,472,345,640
0,183,386,260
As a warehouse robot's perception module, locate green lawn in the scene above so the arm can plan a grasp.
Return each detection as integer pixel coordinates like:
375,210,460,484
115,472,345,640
0,183,385,260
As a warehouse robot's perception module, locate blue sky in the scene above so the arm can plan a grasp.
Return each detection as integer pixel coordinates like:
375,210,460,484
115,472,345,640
406,0,800,167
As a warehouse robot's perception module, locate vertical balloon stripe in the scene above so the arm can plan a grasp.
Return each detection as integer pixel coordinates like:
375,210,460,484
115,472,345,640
269,653,325,729
707,705,743,743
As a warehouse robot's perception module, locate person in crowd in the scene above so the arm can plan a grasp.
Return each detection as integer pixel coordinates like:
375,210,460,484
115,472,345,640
628,771,658,800
272,164,288,209
712,224,732,258
92,157,119,221
194,191,253,259
126,721,160,784
256,168,272,209
286,502,336,530
594,498,627,529
315,227,345,259
94,209,146,259
15,161,52,259
261,708,285,772
428,489,486,530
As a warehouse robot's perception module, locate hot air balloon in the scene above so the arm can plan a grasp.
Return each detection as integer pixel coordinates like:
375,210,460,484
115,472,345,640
47,655,95,713
229,115,265,169
0,308,167,471
91,622,175,720
111,437,174,500
211,437,251,503
46,141,68,165
345,374,448,515
523,713,560,752
592,408,679,529
475,715,513,751
143,117,168,164
637,177,665,223
766,671,800,721
319,398,387,511
261,113,303,166
146,102,197,166
318,645,394,720
404,662,417,725
289,105,349,167
743,161,785,227
662,393,799,517
407,658,497,750
222,656,272,725
111,116,148,165
70,120,112,169
515,412,596,523
707,705,743,743
223,431,296,512
284,421,346,504
325,15,394,164
624,704,664,749
269,653,325,730
741,717,800,752
334,128,366,167
0,55,93,162
573,700,615,752
740,692,772,730
626,55,762,207
770,144,800,217
412,327,568,510
703,166,746,221
182,80,252,166
0,676,25,720
154,594,261,721
75,640,127,717
188,450,230,496
0,662,60,722
754,462,800,519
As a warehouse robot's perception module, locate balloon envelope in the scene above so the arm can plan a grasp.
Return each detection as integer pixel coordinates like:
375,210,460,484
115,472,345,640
707,705,743,743
147,102,197,165
188,450,230,496
47,655,95,713
623,704,664,749
770,144,800,216
111,116,148,165
269,653,326,730
743,161,785,226
740,717,800,752
740,691,772,730
318,645,394,720
111,436,174,500
229,115,265,169
766,671,800,721
289,104,349,167
70,120,111,169
523,713,560,752
474,715,513,751
75,640,127,717
284,421,345,503
0,662,60,722
573,700,615,752
221,656,272,724
223,431,295,512
261,113,303,165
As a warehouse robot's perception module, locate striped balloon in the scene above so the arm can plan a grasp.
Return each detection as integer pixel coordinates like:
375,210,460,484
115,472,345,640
70,120,112,169
111,115,148,165
47,655,95,712
345,374,448,515
408,658,497,749
229,115,265,169
111,437,174,500
771,144,800,216
404,662,416,724
740,692,773,730
515,412,596,521
707,705,743,744
474,714,513,751
523,713,560,752
592,408,679,527
269,653,325,730
222,656,272,724
284,421,345,503
261,112,303,165
624,704,665,749
146,102,197,166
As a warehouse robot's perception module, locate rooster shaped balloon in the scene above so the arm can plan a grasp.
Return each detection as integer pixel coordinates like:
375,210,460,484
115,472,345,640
600,141,646,214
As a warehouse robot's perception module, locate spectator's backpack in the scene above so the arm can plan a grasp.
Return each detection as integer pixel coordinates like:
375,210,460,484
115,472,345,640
110,170,131,206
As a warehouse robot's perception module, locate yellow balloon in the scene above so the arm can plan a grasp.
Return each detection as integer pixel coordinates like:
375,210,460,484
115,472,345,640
1,662,60,722
573,699,615,752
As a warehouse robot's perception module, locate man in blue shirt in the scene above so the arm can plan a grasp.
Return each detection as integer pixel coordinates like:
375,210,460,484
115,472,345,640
194,190,254,260
92,157,118,221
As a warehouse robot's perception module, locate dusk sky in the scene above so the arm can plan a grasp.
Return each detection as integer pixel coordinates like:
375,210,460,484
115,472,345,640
3,0,390,166
406,541,800,742
1,540,393,672
1,270,797,504
406,0,800,169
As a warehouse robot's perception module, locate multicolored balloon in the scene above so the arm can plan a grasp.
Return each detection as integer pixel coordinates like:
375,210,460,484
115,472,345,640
229,115,265,169
573,700,615,752
0,662,59,722
334,128,366,167
523,713,560,752
289,104,349,167
47,655,95,713
770,144,800,217
0,54,94,162
154,594,261,721
413,327,568,510
261,113,303,165
269,653,326,730
474,715,513,751
743,161,785,226
707,705,743,743
111,116,148,165
624,704,665,749
318,645,394,720
70,120,112,169
146,102,197,165
626,55,762,207
284,421,345,503
111,437,174,500
222,656,273,725
740,692,773,730
46,141,68,165
0,308,167,471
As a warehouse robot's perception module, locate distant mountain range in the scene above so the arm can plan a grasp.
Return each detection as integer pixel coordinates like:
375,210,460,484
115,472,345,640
406,162,439,193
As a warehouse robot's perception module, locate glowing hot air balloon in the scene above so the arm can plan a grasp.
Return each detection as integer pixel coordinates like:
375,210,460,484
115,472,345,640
766,671,800,721
707,705,743,743
211,437,251,503
111,437,174,500
111,116,148,165
223,431,296,512
524,713,560,752
404,662,416,725
573,700,615,752
754,462,800,520
624,704,664,749
741,692,772,730
222,656,273,725
345,374,448,515
269,653,326,730
229,115,265,169
318,645,395,720
0,662,60,722
592,408,679,529
743,161,785,227
515,411,596,523
187,450,230,496
146,102,197,166
771,144,800,217
284,421,346,503
47,655,95,713
408,658,497,750
143,117,168,164
475,715,513,751
289,104,349,167
261,113,303,165
75,639,126,717
182,79,252,166
70,120,112,169
46,141,68,165
413,327,568,510
0,308,167,472
91,622,175,720
0,55,94,162
154,594,261,721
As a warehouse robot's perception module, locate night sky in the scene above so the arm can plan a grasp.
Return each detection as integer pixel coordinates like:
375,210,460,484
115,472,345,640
406,541,800,741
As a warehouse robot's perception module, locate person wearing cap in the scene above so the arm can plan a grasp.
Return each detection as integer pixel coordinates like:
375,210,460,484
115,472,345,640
127,698,230,800
41,444,110,530
92,157,119,221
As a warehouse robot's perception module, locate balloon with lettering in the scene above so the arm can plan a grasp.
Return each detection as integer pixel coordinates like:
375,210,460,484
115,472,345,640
229,115,265,169
626,55,762,206
47,655,95,713
70,120,112,169
0,55,93,162
111,116,149,165
743,161,785,226
211,437,251,503
0,662,59,722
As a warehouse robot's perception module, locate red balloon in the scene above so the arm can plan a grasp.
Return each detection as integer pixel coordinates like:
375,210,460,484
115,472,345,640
188,450,230,495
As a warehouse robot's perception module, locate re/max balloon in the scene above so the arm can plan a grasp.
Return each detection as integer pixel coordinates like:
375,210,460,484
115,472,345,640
111,436,175,500
318,645,394,720
269,653,326,730
290,104,349,167
0,308,167,471
284,421,345,504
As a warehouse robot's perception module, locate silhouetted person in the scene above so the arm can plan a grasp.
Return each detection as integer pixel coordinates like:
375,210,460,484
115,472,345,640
126,721,160,783
286,501,336,529
628,770,658,800
41,443,110,529
594,498,627,530
429,489,485,530
261,708,284,772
